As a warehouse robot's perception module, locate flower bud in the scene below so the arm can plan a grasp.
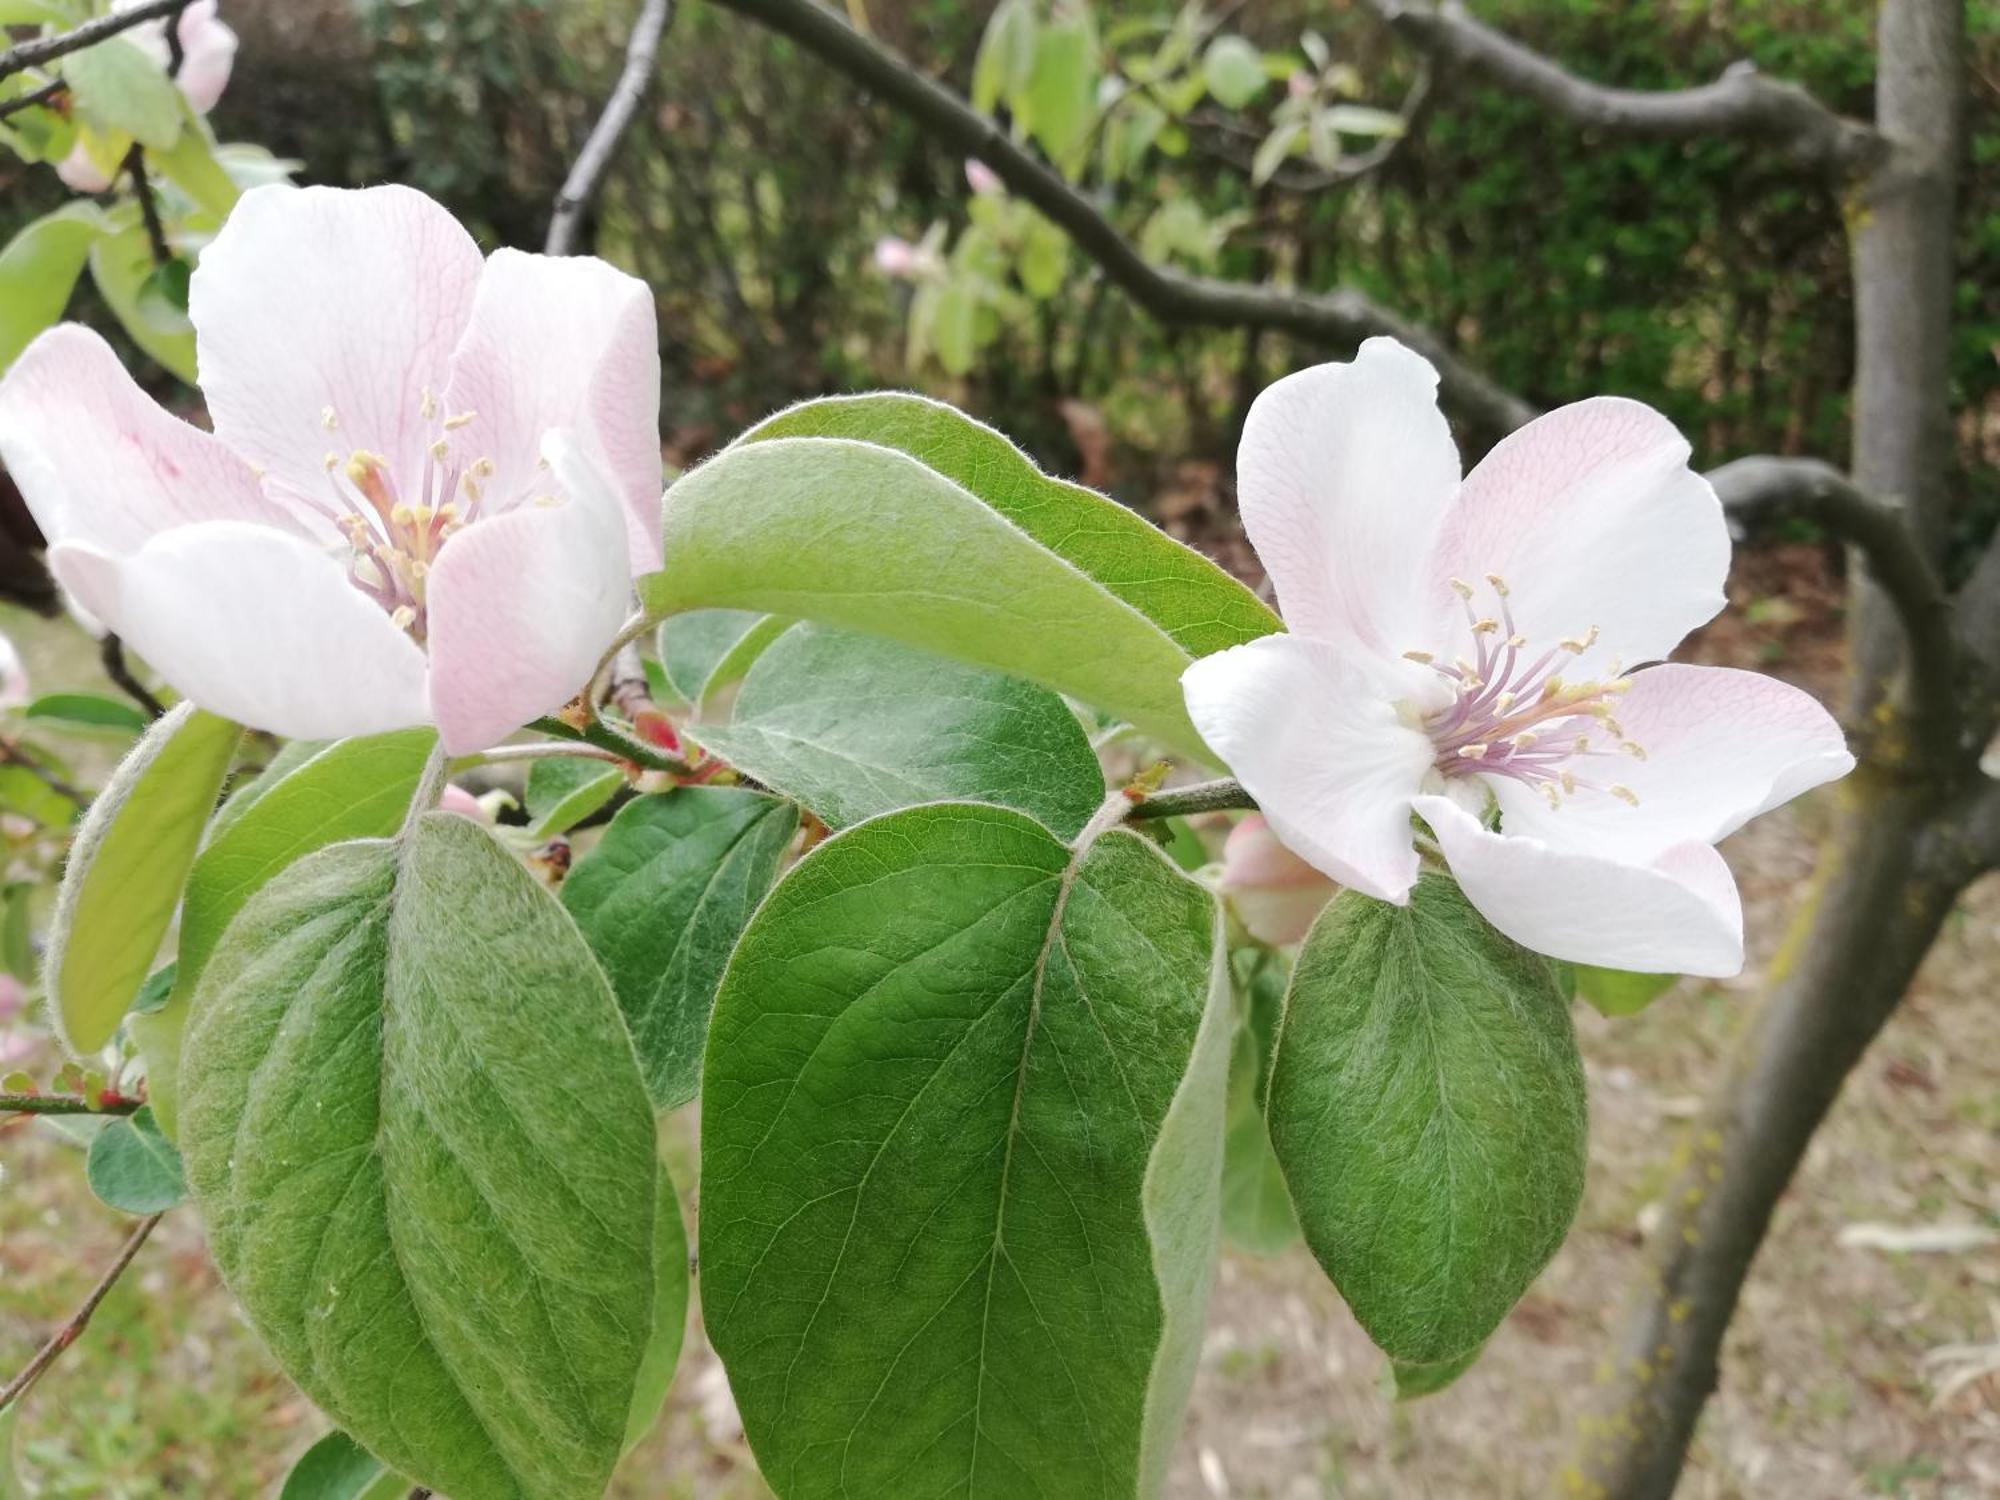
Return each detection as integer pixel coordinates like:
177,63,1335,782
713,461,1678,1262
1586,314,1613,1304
1221,814,1336,946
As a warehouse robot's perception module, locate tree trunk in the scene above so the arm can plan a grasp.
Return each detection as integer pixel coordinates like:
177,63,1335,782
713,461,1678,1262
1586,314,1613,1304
1566,3,1968,1495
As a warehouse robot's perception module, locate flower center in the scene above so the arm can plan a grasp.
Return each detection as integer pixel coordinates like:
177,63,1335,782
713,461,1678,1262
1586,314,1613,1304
1403,573,1646,812
304,391,516,642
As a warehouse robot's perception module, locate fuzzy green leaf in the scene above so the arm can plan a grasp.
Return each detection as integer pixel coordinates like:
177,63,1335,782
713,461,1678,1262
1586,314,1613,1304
701,803,1231,1499
85,1104,184,1213
278,1431,407,1500
625,1165,690,1451
1267,874,1586,1364
63,34,182,150
1387,1345,1483,1401
1220,954,1298,1255
654,608,783,712
180,815,659,1500
45,701,239,1054
562,787,797,1111
690,623,1103,836
0,202,106,373
522,755,624,838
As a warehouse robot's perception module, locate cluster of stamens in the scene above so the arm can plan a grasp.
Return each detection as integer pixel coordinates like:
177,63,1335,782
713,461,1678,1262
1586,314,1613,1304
303,391,514,641
1403,573,1646,812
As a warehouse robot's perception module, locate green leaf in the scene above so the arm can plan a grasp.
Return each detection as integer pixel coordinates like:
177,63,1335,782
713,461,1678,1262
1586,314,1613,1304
1573,964,1677,1018
84,1104,184,1213
647,393,1277,759
1221,954,1298,1255
90,219,197,383
1203,36,1268,109
0,763,78,825
1319,103,1407,139
45,701,239,1054
180,815,659,1500
561,787,797,1111
970,0,1036,114
278,1431,408,1500
134,729,434,1139
655,607,774,711
63,34,182,150
1250,120,1304,185
1267,874,1586,1364
701,803,1232,1499
625,1165,690,1452
0,202,107,373
1022,10,1097,171
1387,1345,1482,1401
522,755,625,839
152,111,240,220
22,691,148,736
690,623,1103,836
1018,211,1069,298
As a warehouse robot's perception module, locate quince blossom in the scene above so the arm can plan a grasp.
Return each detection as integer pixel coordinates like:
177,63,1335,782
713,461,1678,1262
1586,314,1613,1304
0,631,25,710
0,184,662,754
1183,338,1853,976
56,0,239,193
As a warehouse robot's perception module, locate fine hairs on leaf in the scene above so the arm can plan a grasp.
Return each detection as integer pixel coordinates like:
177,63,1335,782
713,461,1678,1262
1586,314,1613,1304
1267,873,1587,1366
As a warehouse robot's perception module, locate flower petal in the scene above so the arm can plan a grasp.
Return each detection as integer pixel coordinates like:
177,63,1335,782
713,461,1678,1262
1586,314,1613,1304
1414,793,1744,976
1183,633,1433,902
189,184,484,507
1237,337,1461,656
1431,397,1728,676
1490,663,1853,863
424,433,634,755
0,325,286,554
442,248,663,572
48,524,431,741
170,0,236,115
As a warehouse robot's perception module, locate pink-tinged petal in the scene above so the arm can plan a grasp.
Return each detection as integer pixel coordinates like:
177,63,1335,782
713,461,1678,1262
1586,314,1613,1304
424,433,633,754
1432,397,1728,676
1490,663,1853,863
54,142,112,194
48,524,431,741
443,248,663,571
0,631,26,710
190,184,484,508
1237,338,1460,656
171,0,237,115
1222,813,1338,945
1414,793,1744,976
1183,634,1433,902
0,325,290,554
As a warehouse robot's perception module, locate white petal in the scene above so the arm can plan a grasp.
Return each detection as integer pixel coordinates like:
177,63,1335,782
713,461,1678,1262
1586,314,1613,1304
424,434,633,755
1490,663,1853,863
48,524,432,741
1430,397,1728,676
0,325,286,554
443,248,664,572
1183,634,1433,902
190,184,484,508
1414,793,1744,976
1237,338,1461,655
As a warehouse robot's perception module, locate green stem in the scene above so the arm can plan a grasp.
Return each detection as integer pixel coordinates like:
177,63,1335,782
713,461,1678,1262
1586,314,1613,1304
1123,777,1256,821
530,716,690,777
0,1092,141,1117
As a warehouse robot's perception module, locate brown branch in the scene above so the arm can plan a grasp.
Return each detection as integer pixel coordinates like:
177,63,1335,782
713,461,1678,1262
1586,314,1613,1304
1367,0,1883,174
0,740,87,806
121,143,173,266
0,0,189,84
704,0,1538,441
99,635,165,719
0,78,65,122
547,0,674,255
0,1212,162,1413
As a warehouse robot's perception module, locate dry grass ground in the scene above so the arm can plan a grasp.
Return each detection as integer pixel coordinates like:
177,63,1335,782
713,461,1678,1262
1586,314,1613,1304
2,541,1996,1498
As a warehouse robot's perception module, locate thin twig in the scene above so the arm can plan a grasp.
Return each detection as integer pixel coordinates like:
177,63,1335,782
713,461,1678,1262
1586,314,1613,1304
705,0,1537,440
121,142,173,266
99,635,165,719
547,0,674,255
0,78,65,122
530,715,690,776
0,1091,141,1117
0,0,188,84
454,742,626,769
0,741,88,806
1125,777,1257,821
0,1212,162,1413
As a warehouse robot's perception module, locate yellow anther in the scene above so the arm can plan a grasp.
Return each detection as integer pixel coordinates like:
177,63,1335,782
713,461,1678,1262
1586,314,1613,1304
444,410,477,430
390,504,417,529
1403,649,1435,664
1541,783,1561,810
1485,573,1510,596
533,494,562,508
1542,677,1565,699
420,388,438,420
1611,785,1640,806
1457,743,1489,760
320,406,338,431
1609,676,1632,693
1496,692,1517,712
1623,741,1649,760
1506,633,1527,649
472,457,495,478
1510,732,1536,748
1574,736,1592,753
390,605,417,631
344,452,395,516
428,438,450,462
322,452,339,471
1473,618,1500,635
1449,577,1474,600
1560,771,1577,793
1603,717,1625,739
1559,624,1602,654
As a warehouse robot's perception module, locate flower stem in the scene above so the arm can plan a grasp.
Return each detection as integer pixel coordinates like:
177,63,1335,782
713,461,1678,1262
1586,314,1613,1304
529,716,691,777
0,1092,141,1117
0,1212,162,1413
1122,777,1257,821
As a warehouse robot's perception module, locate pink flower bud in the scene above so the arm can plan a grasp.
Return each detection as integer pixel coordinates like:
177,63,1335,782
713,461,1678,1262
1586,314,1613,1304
1221,814,1337,946
872,236,920,277
0,632,26,710
54,143,113,195
964,158,1003,196
1287,69,1315,99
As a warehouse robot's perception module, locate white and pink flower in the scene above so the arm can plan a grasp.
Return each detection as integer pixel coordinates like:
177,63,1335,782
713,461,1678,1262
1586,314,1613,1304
1182,338,1853,976
0,184,662,754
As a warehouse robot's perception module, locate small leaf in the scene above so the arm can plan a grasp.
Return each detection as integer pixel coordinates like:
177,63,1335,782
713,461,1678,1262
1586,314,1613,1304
45,701,239,1054
1387,1345,1483,1401
654,607,782,712
85,1104,184,1213
135,729,435,1139
1203,36,1268,109
90,219,197,383
702,803,1232,1498
625,1164,690,1452
1022,10,1097,170
0,202,107,373
970,0,1036,114
180,816,660,1500
1574,964,1678,1017
522,755,625,839
22,691,148,736
1268,875,1585,1364
152,111,240,220
1319,103,1407,139
689,623,1103,836
278,1431,408,1500
561,787,797,1111
1251,120,1304,185
1221,954,1298,1255
63,34,182,150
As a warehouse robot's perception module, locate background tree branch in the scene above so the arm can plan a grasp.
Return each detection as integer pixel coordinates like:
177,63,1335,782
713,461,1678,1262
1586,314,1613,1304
705,0,1538,441
546,0,675,256
1365,0,1883,172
